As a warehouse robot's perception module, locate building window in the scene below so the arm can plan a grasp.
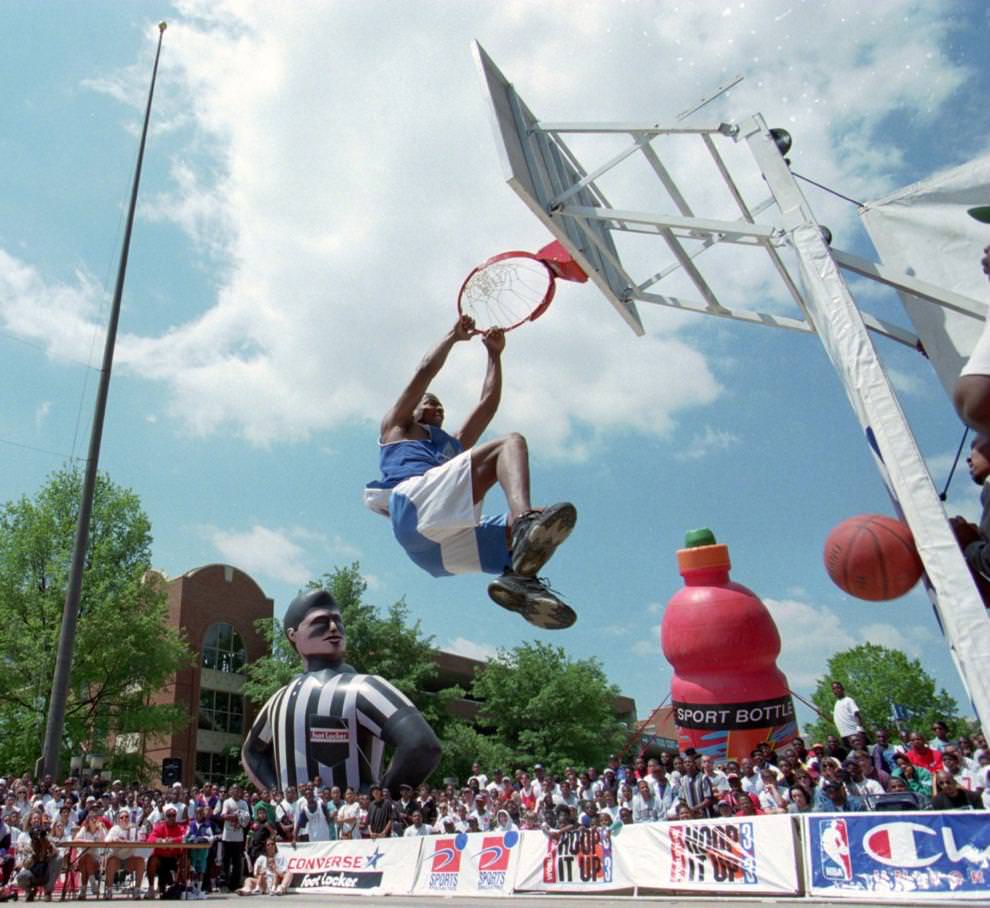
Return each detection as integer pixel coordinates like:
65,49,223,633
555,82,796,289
198,688,245,735
195,750,242,785
201,623,246,673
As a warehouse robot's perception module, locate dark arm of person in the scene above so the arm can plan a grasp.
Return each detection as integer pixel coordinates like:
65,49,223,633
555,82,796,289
455,329,504,449
379,706,442,799
380,316,474,442
241,703,277,791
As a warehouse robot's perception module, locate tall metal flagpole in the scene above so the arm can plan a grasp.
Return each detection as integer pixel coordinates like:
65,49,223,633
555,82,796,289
40,21,168,779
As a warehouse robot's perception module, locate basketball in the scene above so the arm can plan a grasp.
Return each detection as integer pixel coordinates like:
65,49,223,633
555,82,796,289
823,514,923,601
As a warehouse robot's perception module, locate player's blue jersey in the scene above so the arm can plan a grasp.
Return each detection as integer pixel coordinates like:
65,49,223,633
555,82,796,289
377,425,463,488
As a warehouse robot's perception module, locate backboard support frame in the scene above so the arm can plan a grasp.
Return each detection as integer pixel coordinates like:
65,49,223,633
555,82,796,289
474,41,990,733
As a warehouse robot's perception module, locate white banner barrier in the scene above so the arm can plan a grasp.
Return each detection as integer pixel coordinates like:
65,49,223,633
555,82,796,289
412,830,521,896
279,811,990,899
283,837,422,895
624,814,801,894
514,825,630,892
803,812,990,899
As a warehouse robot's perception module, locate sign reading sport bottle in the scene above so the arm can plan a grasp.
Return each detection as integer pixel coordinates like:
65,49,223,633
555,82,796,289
805,812,990,898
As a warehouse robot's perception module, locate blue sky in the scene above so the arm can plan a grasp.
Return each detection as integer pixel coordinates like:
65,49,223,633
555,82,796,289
2,0,989,734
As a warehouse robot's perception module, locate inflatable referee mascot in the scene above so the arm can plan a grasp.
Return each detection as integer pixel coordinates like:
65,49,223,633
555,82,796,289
241,589,441,797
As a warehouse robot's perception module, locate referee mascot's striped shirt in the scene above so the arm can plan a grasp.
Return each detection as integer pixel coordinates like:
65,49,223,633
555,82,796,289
245,668,415,792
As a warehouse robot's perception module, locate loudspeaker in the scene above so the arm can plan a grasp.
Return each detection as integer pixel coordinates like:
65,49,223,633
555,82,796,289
161,757,182,786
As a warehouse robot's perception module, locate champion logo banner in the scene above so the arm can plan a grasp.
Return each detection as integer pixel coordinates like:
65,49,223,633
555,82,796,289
805,812,990,899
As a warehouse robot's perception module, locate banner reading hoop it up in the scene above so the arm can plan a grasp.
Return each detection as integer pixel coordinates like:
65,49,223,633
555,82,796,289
283,837,421,895
804,812,990,899
411,830,520,896
622,815,800,894
513,825,631,892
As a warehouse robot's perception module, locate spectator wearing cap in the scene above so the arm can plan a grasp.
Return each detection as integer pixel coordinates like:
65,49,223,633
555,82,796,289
813,780,864,813
147,805,187,898
395,783,418,835
470,791,493,831
366,785,392,839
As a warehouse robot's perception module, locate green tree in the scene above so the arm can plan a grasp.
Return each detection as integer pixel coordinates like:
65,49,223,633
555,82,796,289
470,641,628,776
805,643,961,742
0,468,192,776
243,563,463,731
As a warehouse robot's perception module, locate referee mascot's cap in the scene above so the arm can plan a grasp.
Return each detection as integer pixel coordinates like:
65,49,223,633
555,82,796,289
283,589,339,641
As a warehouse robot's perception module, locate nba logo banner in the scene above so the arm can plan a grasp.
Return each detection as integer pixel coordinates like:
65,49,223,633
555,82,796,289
805,813,990,898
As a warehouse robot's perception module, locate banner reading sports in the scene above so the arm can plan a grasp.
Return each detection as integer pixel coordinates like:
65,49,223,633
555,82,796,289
805,812,990,898
411,830,520,896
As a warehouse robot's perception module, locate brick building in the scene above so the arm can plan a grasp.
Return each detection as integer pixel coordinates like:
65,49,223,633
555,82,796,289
145,564,271,786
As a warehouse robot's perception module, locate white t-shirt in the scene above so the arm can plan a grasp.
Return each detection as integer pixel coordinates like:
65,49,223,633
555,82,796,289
403,823,431,837
220,798,249,842
253,851,287,885
336,801,361,840
833,696,862,737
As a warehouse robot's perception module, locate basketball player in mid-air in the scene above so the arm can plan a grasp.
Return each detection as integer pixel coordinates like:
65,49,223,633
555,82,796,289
365,314,577,629
241,589,440,796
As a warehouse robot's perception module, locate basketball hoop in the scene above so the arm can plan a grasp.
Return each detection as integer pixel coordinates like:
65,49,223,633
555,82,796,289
457,240,588,333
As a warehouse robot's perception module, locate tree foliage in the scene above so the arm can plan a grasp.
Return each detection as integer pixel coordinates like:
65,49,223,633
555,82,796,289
470,642,628,776
805,643,961,742
0,468,192,776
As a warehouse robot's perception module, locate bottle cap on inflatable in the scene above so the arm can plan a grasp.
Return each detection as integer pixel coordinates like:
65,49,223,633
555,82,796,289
677,527,730,574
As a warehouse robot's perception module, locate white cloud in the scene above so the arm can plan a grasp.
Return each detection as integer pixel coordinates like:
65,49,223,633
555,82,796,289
0,2,972,456
674,426,741,461
443,636,498,662
887,367,928,397
632,624,662,657
765,596,934,690
201,523,311,585
34,401,51,431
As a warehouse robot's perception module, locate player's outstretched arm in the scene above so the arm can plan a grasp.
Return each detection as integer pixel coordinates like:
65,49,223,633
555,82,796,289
379,706,442,798
455,328,504,449
241,701,278,791
380,316,475,442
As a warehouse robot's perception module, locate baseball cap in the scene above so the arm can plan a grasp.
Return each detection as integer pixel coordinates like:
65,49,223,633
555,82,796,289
968,206,990,224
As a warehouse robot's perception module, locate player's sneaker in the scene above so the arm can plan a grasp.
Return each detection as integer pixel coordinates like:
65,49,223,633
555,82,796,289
487,572,577,629
510,503,577,576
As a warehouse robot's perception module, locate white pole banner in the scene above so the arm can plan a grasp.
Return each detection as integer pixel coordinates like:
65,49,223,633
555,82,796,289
411,829,521,896
621,815,800,894
513,825,632,892
283,837,423,895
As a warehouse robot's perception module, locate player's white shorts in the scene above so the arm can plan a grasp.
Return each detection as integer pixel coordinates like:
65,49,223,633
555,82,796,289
961,316,990,377
388,450,509,577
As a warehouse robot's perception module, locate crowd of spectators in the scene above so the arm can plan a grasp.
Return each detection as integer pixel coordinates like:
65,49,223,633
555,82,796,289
0,721,984,899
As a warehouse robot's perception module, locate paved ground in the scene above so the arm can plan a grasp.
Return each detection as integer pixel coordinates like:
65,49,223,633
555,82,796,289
195,894,954,907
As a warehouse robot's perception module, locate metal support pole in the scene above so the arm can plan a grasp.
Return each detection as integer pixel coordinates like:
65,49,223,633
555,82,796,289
40,22,167,779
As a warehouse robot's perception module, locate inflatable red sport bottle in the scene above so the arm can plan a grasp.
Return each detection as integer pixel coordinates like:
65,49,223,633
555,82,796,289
661,528,797,760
